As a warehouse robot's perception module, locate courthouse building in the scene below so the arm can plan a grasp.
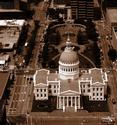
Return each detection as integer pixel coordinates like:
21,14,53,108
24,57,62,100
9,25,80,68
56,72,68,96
33,38,108,112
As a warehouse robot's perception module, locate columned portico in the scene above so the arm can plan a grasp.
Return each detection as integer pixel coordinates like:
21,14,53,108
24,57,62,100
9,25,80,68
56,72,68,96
57,95,80,112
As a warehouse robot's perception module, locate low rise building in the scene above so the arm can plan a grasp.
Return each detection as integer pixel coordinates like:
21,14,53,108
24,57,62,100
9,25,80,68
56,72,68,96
0,19,25,50
106,9,117,50
112,26,117,50
106,9,117,28
0,71,10,125
33,38,108,112
0,54,10,69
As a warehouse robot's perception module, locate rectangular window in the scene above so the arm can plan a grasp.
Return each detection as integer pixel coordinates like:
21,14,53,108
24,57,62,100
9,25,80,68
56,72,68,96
83,85,85,88
37,89,38,92
44,94,46,97
40,89,42,92
41,94,43,97
97,88,99,91
49,90,51,93
44,89,46,92
100,88,102,91
100,93,102,96
37,94,39,97
97,93,98,96
83,89,85,93
88,89,90,92
54,90,56,93
93,88,95,91
87,84,90,87
93,93,95,96
54,85,56,88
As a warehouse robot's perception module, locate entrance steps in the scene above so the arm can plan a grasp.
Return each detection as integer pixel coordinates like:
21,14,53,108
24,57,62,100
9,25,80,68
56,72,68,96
65,107,75,112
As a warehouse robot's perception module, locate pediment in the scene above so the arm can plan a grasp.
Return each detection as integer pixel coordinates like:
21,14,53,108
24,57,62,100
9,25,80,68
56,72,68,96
60,90,80,96
35,82,47,87
91,82,104,86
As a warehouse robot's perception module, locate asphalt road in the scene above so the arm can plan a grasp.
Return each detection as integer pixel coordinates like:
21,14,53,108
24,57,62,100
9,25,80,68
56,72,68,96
7,73,33,116
96,20,111,68
26,114,109,125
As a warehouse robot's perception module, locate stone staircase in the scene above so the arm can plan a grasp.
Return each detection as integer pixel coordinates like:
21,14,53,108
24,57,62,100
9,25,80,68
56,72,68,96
65,107,75,112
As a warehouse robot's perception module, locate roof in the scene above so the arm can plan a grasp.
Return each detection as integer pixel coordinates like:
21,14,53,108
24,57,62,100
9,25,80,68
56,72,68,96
0,9,22,13
0,54,9,61
90,68,103,84
0,27,19,49
0,19,25,26
35,69,49,85
0,71,10,99
79,68,106,85
0,60,5,65
79,73,91,81
59,39,79,64
0,20,25,50
48,73,58,81
107,9,117,24
60,79,79,93
59,49,79,64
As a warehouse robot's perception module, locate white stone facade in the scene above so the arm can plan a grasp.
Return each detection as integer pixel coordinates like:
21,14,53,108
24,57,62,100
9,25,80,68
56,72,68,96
33,39,108,112
33,68,107,112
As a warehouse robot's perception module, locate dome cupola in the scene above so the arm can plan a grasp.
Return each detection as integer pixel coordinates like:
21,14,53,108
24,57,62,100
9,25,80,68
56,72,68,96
59,36,79,80
59,38,79,64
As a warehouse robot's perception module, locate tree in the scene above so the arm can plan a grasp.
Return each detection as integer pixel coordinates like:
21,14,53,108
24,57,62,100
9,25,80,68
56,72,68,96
93,42,101,67
86,27,99,41
108,48,117,61
77,30,88,45
42,43,48,62
48,60,56,68
94,7,102,20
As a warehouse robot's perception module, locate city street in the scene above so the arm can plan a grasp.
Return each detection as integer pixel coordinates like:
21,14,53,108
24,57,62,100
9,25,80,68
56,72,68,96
26,111,110,125
96,20,111,68
7,72,33,118
29,1,50,69
6,1,117,125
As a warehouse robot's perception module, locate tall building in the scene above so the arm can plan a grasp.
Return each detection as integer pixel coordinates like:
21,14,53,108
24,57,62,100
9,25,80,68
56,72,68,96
0,0,28,19
0,0,20,10
104,0,117,7
77,0,94,20
53,0,94,20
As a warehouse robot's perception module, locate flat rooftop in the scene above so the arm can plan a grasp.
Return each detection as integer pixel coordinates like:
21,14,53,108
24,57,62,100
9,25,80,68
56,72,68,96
0,71,10,99
113,27,117,39
0,19,25,49
0,27,19,49
107,9,117,23
0,9,22,12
